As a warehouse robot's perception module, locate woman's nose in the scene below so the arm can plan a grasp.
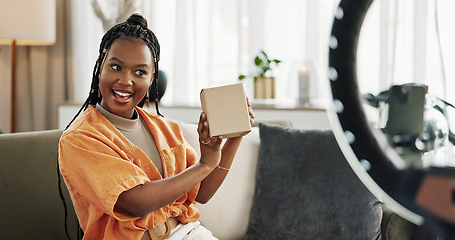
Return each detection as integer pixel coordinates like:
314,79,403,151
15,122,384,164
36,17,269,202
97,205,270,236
118,71,133,85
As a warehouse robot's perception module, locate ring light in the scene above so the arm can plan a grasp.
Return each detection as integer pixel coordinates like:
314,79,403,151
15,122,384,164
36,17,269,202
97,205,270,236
328,0,455,238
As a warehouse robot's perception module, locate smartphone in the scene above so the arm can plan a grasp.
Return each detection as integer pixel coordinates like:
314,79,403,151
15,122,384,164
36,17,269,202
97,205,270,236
385,84,426,135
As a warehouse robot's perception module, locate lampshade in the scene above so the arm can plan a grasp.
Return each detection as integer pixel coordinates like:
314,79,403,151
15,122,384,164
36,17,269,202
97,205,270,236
0,0,56,45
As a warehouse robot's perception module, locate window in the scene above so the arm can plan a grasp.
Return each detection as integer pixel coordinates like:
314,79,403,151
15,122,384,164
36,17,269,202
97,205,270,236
148,0,339,106
71,0,455,117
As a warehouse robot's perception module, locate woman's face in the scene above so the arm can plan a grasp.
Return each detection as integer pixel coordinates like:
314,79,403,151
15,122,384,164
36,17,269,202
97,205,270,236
99,37,154,119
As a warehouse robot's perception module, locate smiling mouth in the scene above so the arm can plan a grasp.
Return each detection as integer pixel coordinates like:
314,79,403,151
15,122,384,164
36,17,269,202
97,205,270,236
113,90,133,103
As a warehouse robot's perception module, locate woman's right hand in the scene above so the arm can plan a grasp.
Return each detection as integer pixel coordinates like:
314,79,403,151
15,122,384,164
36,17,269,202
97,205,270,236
197,112,222,169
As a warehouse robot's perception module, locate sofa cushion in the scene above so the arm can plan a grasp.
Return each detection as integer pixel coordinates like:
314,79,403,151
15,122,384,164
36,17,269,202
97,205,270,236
246,123,383,240
179,122,260,239
0,130,78,240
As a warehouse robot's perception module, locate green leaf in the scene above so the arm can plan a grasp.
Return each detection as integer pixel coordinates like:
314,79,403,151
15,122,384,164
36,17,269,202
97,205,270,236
434,105,445,115
245,50,281,80
260,50,269,60
254,56,263,66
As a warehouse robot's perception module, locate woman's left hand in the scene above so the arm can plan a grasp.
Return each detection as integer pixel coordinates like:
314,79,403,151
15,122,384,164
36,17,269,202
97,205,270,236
195,95,254,202
198,112,223,147
197,112,223,169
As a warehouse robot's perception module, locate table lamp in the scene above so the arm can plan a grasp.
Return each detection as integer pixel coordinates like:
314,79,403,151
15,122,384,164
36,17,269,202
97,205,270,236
0,0,56,132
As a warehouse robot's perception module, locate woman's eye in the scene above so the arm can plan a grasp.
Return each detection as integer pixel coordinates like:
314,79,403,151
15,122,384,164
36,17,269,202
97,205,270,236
135,70,146,76
111,64,121,71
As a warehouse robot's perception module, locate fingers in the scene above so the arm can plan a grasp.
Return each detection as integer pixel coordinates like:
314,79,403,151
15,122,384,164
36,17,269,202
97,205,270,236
211,136,223,144
249,107,255,126
198,112,209,144
198,112,223,146
201,138,211,145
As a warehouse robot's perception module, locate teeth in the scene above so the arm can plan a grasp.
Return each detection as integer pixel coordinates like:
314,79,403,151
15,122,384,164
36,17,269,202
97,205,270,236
114,90,132,97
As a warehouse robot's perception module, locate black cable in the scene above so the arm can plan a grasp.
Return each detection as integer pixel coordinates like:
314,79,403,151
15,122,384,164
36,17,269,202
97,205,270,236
57,163,71,240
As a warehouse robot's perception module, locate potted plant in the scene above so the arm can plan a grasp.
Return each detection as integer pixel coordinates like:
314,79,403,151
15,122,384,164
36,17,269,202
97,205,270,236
238,50,281,99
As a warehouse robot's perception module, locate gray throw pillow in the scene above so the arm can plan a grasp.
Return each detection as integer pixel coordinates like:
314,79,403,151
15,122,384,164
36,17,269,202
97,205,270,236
246,123,382,240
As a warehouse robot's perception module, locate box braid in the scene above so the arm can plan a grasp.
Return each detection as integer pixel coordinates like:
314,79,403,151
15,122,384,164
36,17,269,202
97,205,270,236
58,14,161,240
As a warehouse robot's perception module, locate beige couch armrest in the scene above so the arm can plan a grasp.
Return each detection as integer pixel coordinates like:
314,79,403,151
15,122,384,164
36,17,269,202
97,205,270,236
178,122,260,239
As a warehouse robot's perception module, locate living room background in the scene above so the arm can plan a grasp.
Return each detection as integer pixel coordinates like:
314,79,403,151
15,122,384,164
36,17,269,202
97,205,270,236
1,0,455,133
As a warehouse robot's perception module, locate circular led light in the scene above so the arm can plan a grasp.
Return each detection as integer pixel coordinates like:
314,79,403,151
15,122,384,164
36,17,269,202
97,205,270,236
328,0,455,238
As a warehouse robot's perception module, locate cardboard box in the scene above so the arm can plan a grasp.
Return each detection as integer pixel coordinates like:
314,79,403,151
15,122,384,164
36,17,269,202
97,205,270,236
200,83,251,138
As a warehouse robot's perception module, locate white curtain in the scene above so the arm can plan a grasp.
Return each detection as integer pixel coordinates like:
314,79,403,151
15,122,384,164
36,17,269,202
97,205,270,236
358,0,454,100
147,0,454,107
148,0,339,106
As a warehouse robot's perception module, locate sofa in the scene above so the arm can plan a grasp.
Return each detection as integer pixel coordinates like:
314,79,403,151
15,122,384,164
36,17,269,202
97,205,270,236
0,121,439,240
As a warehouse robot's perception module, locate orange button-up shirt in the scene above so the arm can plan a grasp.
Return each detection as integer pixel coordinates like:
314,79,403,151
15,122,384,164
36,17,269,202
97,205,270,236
59,105,200,240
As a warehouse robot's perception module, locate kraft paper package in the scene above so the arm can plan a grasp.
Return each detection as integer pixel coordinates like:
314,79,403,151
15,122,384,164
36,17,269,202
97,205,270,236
200,83,251,138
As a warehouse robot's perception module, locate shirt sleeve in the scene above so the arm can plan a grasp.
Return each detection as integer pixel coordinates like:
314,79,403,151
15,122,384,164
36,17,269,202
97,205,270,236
59,131,150,221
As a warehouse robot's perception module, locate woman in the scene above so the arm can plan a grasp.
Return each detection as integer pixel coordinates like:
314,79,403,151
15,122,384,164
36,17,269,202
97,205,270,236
58,13,254,240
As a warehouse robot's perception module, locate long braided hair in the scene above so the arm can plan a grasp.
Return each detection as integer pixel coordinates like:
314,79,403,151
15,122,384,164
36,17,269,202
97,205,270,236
58,13,161,240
